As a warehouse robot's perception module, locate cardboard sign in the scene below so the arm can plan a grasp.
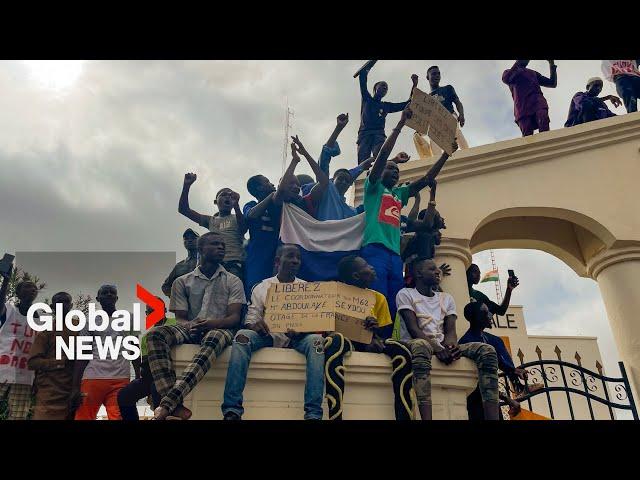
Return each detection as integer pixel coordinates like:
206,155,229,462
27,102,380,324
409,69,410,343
264,281,375,343
406,88,458,154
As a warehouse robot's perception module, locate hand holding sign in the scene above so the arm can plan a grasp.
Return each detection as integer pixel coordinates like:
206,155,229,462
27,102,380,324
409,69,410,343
405,88,458,155
264,282,376,343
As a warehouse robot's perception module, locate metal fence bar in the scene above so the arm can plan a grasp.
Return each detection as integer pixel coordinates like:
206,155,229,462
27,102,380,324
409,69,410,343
596,361,615,420
619,362,639,420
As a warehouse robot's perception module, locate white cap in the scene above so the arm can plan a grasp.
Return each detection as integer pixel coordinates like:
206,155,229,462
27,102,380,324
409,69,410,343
587,77,603,87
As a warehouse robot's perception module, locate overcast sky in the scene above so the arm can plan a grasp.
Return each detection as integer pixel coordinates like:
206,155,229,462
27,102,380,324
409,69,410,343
0,60,626,378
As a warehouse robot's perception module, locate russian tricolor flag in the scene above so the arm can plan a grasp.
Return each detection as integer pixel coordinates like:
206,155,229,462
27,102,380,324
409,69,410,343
279,203,365,281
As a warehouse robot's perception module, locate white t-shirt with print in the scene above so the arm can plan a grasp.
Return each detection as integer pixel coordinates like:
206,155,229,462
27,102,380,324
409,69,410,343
79,315,132,380
395,288,456,346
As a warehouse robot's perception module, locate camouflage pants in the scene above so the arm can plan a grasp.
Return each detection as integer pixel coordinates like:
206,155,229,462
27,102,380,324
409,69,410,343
406,339,499,407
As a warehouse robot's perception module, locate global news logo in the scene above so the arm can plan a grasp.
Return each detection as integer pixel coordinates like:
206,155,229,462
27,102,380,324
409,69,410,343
25,284,164,361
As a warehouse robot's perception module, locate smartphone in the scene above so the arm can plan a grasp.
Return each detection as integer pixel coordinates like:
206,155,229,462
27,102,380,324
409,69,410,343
508,269,515,278
0,253,15,276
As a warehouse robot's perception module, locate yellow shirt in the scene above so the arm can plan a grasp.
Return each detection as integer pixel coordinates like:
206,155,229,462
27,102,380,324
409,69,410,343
370,290,392,328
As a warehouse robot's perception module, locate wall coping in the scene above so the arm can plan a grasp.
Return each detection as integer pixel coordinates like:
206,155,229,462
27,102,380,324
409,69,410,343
172,344,479,388
354,112,640,204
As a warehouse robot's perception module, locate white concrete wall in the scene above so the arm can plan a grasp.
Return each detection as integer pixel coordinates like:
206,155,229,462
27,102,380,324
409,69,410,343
172,346,479,420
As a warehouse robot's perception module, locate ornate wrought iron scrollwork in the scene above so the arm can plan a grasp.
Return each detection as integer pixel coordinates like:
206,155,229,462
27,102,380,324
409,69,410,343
585,375,598,393
543,366,558,384
527,366,543,386
569,369,582,387
614,384,629,401
512,359,637,420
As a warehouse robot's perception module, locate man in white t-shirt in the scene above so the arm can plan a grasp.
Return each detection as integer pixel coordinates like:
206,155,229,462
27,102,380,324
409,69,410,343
221,244,325,420
394,257,500,420
70,284,138,420
0,265,37,420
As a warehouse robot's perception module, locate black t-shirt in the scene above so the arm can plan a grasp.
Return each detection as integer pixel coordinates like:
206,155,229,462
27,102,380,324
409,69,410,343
469,288,501,315
358,71,409,137
430,85,459,114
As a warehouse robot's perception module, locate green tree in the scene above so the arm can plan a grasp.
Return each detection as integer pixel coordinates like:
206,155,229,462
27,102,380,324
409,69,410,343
4,266,47,305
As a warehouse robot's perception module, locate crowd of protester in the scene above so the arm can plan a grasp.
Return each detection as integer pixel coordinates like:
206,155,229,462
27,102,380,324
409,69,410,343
1,59,638,420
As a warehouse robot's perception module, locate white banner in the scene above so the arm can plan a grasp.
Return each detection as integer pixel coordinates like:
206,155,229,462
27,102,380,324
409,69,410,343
0,303,36,385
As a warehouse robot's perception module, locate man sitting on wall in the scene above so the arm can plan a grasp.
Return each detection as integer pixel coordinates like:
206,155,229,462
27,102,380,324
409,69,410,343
221,244,325,420
324,255,414,420
394,257,501,420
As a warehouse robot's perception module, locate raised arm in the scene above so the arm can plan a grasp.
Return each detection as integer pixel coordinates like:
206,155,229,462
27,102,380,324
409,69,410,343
246,192,275,220
0,264,12,318
359,67,372,101
537,60,558,88
407,190,421,223
325,113,348,150
178,173,206,225
291,136,329,208
231,191,248,235
493,274,519,316
369,107,412,184
274,150,302,206
386,74,419,113
410,181,438,230
319,113,349,176
407,142,457,198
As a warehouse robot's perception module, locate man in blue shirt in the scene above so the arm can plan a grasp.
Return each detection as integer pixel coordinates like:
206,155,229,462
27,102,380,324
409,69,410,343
243,174,280,297
300,113,372,220
460,301,530,419
356,64,418,164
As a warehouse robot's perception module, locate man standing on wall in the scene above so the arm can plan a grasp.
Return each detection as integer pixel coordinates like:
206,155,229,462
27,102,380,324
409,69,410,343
502,60,558,136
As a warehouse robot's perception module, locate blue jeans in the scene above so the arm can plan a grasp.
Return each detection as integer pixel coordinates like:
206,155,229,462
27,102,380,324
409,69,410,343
615,74,640,113
361,243,404,337
221,329,325,419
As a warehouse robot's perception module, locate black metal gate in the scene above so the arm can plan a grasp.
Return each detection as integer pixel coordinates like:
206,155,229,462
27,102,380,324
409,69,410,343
499,346,638,420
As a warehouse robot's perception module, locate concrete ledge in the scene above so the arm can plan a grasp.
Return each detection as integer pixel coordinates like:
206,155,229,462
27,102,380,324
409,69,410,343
172,344,479,420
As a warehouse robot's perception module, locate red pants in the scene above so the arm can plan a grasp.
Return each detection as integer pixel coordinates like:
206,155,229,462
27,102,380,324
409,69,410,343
517,109,550,136
74,378,129,420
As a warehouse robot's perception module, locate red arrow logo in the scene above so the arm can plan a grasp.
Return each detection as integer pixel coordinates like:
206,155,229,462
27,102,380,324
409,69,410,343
136,284,164,329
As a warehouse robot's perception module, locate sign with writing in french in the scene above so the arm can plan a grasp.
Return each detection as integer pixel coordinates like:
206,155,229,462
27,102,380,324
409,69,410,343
405,88,458,154
264,281,375,343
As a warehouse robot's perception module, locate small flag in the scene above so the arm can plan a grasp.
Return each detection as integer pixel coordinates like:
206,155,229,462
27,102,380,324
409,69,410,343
480,269,499,283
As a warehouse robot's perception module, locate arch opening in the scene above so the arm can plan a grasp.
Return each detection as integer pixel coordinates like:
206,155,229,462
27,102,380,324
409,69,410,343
469,208,616,277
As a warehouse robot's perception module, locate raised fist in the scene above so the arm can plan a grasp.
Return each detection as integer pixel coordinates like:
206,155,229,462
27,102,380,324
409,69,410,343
336,113,349,128
184,172,197,186
393,152,411,164
411,74,419,86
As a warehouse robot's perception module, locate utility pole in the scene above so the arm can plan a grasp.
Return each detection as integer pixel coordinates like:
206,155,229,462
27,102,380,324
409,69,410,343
282,98,294,175
490,249,503,303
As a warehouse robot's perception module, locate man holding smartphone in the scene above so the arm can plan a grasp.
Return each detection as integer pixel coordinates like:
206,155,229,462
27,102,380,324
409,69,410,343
465,263,519,316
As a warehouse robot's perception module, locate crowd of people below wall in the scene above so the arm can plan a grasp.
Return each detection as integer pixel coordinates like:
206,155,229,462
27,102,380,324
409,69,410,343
1,59,637,421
